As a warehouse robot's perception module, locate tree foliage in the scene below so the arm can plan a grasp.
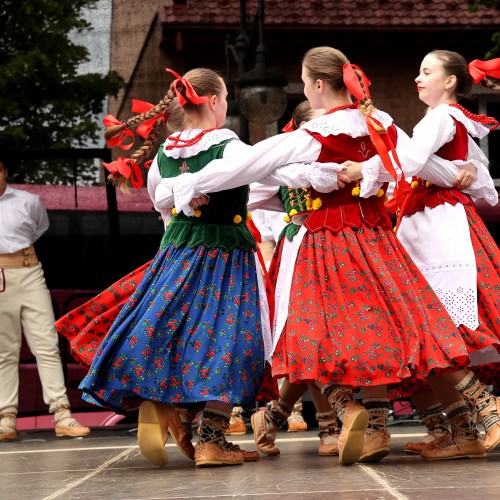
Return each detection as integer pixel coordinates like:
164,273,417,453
469,0,500,58
0,0,125,184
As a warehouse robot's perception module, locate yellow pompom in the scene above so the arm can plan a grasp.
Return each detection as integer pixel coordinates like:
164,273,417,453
306,198,313,210
384,194,389,203
289,209,298,216
233,214,242,224
312,198,323,210
171,207,178,216
283,215,291,223
246,212,252,221
194,209,202,218
411,180,419,189
167,219,171,226
351,186,361,196
425,181,432,187
376,188,385,197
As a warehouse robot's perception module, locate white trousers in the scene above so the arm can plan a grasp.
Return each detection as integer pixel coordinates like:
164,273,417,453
0,264,69,415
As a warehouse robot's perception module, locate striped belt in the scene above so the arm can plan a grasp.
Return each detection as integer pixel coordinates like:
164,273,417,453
0,246,39,268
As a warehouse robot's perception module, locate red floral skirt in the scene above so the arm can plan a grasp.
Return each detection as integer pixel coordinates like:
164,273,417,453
271,224,471,388
55,261,152,367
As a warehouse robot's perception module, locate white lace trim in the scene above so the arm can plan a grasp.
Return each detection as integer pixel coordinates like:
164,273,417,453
458,159,499,206
302,108,394,138
419,261,476,274
433,285,478,330
173,172,196,216
435,104,490,139
360,155,384,197
164,128,238,159
305,162,345,193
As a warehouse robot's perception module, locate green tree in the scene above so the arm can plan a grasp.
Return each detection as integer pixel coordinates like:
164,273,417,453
469,0,500,57
0,0,124,184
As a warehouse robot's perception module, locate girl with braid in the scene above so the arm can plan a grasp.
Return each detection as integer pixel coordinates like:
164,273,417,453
77,67,346,468
343,50,500,460
172,47,478,465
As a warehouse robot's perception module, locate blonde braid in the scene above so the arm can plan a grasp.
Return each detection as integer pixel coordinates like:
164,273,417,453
108,89,177,192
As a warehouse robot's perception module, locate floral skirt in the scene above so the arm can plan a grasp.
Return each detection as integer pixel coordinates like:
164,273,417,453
79,245,265,411
56,261,152,367
271,224,471,388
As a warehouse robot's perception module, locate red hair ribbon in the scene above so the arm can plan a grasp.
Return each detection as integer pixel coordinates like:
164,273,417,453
343,64,371,101
365,115,408,230
468,58,500,84
102,114,135,150
131,99,166,139
165,68,211,107
102,157,144,189
281,118,296,133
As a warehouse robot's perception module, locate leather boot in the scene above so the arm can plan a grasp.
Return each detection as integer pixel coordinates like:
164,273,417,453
53,404,90,438
404,411,450,454
316,410,340,456
137,400,169,466
167,406,196,460
0,413,17,442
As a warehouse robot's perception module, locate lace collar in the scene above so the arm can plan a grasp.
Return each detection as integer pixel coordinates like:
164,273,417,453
435,103,490,139
302,108,394,138
164,128,239,159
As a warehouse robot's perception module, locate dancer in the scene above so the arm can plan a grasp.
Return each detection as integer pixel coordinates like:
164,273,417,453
343,50,500,459
80,68,266,468
172,47,476,465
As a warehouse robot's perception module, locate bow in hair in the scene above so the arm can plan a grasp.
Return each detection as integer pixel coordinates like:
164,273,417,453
468,58,500,84
131,99,166,139
343,64,371,101
102,157,144,189
281,118,296,133
102,115,135,150
165,68,211,107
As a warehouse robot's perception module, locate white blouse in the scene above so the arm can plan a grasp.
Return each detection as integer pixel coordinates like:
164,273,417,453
0,186,49,254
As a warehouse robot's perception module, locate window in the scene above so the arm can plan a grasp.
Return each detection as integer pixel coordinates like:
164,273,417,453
470,87,500,186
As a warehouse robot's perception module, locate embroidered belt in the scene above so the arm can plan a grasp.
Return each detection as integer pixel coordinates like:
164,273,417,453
0,246,39,268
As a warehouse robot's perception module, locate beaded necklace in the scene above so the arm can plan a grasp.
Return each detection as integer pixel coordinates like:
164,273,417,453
165,128,218,150
449,103,499,131
325,103,358,115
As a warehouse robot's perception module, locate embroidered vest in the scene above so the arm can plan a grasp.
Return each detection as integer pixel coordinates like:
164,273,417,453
158,139,255,251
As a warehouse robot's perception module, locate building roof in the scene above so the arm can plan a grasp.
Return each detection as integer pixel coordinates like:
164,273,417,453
161,0,500,28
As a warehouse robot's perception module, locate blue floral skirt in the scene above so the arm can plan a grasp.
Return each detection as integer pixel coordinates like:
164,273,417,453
80,244,264,411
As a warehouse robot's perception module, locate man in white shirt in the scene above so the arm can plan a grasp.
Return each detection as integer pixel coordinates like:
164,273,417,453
0,159,90,441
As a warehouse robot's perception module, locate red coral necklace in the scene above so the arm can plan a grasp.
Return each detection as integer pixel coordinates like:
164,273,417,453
166,128,218,150
449,104,499,130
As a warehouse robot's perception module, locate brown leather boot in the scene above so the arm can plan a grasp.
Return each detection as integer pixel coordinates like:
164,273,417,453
457,374,500,453
337,401,369,465
167,406,196,460
251,408,281,456
421,408,486,461
53,405,90,438
137,400,170,466
0,413,17,442
196,409,244,467
316,410,340,456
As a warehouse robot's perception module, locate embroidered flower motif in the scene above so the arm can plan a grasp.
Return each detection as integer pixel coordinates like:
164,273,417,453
179,161,190,174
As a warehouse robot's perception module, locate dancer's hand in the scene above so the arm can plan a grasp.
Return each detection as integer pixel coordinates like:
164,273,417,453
189,194,210,209
341,161,363,181
454,163,476,189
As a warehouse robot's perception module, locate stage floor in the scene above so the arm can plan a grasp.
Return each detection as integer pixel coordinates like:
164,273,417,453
1,424,499,499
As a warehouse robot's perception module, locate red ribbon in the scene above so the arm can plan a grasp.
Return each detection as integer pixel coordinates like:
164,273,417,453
102,157,144,189
102,114,135,150
131,99,166,139
468,58,500,84
281,118,296,133
165,68,211,107
343,64,371,101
